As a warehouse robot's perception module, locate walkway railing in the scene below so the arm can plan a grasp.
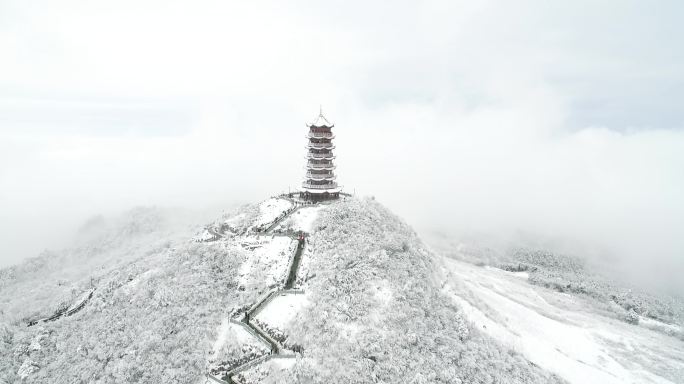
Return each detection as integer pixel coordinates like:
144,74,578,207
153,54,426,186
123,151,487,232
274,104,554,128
27,288,96,327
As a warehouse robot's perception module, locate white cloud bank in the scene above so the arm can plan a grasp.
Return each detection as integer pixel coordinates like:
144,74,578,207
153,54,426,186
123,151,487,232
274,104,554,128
0,0,683,277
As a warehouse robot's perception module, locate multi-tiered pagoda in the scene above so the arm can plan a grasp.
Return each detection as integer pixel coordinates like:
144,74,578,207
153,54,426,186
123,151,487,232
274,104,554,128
300,108,340,201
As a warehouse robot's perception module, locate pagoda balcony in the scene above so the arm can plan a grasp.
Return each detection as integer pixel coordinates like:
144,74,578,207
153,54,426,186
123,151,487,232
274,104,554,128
307,142,335,149
307,163,336,169
306,170,335,176
306,173,336,180
302,181,338,189
307,132,335,139
307,152,335,160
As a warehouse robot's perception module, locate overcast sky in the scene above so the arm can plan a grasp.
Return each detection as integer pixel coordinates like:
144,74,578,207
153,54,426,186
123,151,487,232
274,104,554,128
1,0,683,275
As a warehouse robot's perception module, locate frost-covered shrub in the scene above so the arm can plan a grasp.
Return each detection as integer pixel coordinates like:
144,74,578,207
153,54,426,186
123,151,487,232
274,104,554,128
212,341,268,377
625,309,640,325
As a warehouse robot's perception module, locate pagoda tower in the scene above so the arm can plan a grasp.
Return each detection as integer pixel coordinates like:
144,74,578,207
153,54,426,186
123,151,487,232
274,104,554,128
300,108,340,201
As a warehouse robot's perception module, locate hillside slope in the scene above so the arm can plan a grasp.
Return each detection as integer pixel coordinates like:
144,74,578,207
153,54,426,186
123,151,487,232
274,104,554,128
426,235,684,384
207,197,564,383
0,207,258,383
0,197,563,384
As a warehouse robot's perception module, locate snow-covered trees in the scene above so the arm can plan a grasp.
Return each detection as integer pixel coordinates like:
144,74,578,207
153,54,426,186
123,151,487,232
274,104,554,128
1,198,570,383
437,237,684,335
0,206,268,383
0,240,249,383
260,198,565,384
503,248,684,331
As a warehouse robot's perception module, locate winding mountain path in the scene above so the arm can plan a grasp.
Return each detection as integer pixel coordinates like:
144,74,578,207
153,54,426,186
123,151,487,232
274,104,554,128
285,237,306,290
27,288,96,327
207,198,312,384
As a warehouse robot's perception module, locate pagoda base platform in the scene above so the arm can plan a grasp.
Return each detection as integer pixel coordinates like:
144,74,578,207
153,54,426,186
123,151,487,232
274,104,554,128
298,190,340,202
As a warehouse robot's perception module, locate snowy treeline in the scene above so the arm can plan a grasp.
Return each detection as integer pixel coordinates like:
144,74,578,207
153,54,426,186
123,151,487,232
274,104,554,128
433,230,684,336
437,240,684,335
502,248,684,332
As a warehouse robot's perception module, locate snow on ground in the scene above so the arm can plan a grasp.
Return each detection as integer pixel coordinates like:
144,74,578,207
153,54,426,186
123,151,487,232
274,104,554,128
372,280,393,306
210,319,262,364
224,213,246,226
230,322,259,345
121,268,159,294
66,288,95,311
29,334,43,351
253,199,292,228
270,357,297,369
367,280,394,324
238,236,296,287
294,247,314,287
18,359,38,379
211,319,231,355
255,293,309,330
485,265,530,279
211,319,258,355
194,229,215,242
237,357,298,384
639,316,683,336
276,206,325,233
441,257,684,384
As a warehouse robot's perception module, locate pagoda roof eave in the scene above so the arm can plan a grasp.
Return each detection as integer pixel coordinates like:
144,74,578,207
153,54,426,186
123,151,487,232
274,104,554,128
307,134,335,140
307,108,334,128
305,175,337,181
306,155,335,160
308,123,334,128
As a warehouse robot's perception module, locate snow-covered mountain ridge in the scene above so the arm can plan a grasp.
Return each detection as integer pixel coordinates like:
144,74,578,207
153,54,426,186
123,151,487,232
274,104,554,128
2,196,680,383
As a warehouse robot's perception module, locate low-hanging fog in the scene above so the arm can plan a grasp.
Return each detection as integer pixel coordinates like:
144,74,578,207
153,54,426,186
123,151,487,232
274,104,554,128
1,1,683,285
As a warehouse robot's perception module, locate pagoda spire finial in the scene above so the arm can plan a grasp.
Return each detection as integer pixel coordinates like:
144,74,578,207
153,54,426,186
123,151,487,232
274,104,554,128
319,104,323,116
